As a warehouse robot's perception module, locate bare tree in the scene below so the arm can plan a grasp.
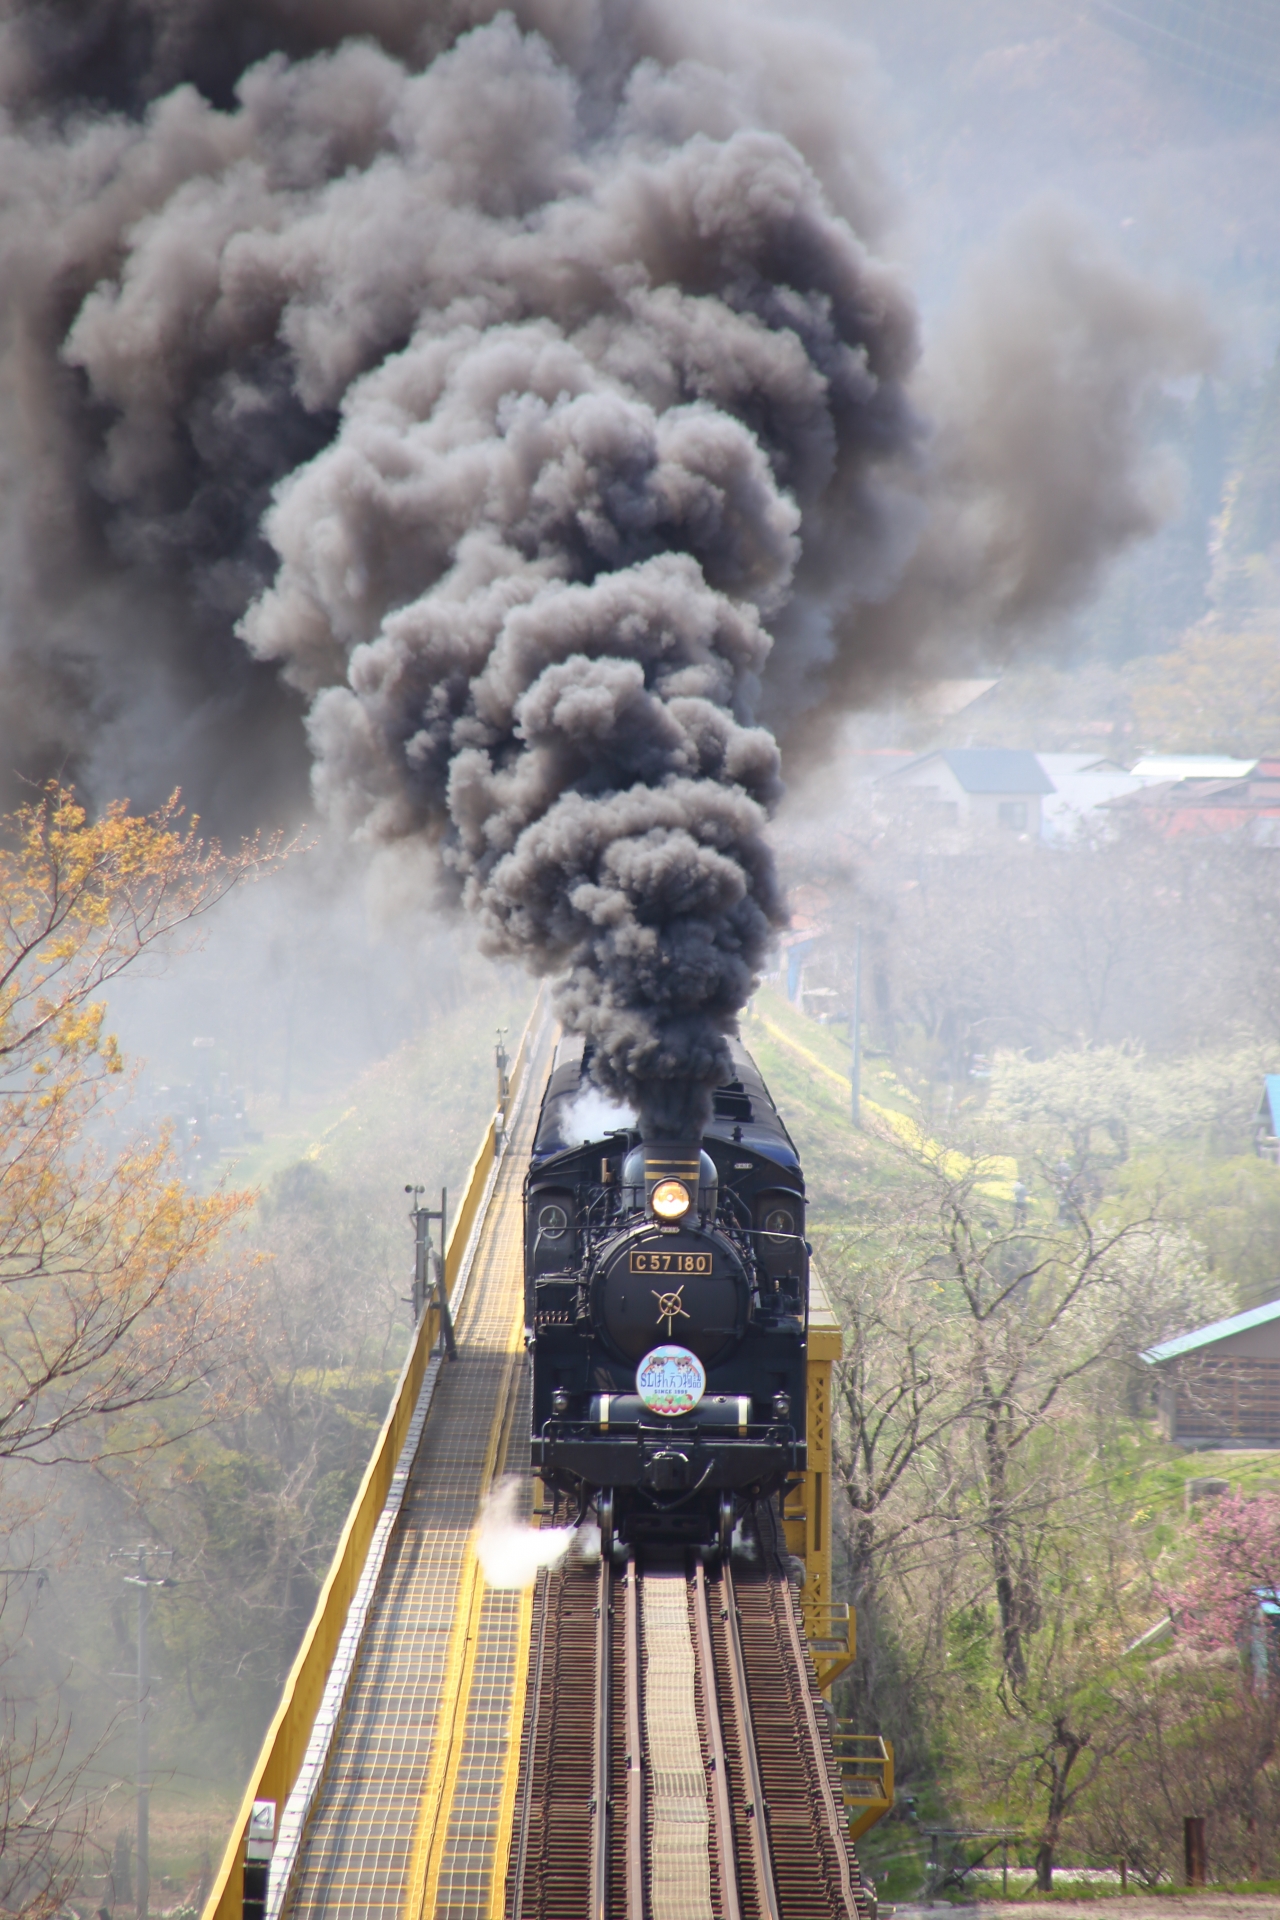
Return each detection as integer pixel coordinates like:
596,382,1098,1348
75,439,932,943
0,1594,119,1920
830,1104,1226,1885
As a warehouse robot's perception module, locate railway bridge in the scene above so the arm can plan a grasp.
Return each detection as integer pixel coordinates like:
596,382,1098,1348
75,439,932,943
201,1004,891,1920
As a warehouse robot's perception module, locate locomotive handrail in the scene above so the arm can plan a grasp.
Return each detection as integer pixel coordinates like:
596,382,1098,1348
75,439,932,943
199,993,545,1920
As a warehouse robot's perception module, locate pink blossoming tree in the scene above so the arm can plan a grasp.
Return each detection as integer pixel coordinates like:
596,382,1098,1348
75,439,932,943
1167,1491,1280,1656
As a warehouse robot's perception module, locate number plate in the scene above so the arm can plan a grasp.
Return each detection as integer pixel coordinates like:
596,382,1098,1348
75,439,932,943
628,1249,712,1275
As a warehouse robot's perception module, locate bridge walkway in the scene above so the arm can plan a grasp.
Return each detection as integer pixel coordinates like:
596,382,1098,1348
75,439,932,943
278,1020,552,1920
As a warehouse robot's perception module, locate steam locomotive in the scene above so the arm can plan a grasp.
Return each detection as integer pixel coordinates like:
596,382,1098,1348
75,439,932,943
525,1036,808,1558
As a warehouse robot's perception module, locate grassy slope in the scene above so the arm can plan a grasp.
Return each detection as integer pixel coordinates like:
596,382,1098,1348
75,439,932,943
741,984,918,1228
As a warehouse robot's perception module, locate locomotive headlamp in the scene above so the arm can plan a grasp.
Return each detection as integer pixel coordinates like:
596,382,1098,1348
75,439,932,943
551,1386,569,1415
772,1390,791,1421
650,1177,691,1220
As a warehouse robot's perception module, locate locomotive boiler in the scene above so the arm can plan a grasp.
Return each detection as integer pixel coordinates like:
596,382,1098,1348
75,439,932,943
525,1036,809,1558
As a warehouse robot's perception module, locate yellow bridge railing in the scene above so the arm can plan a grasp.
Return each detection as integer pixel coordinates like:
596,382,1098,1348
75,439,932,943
806,1599,857,1694
200,1001,542,1920
833,1728,895,1842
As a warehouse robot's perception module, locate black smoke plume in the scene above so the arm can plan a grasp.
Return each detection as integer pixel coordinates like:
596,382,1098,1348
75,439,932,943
0,0,1212,1135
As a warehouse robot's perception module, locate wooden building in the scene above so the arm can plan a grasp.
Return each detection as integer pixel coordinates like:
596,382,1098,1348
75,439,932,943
1143,1301,1280,1448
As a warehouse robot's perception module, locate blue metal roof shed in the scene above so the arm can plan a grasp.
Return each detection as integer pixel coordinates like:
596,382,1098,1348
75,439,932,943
1257,1076,1280,1144
1141,1299,1280,1367
1142,1299,1280,1449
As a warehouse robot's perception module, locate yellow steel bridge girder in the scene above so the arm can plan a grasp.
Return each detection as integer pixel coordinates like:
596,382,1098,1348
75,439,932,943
783,1287,855,1693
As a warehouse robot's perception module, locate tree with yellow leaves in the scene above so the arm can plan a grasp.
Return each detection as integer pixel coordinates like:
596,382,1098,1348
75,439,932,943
0,784,278,1465
1130,626,1280,756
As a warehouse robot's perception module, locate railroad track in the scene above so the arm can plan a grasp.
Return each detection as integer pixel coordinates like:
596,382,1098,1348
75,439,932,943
505,1518,871,1920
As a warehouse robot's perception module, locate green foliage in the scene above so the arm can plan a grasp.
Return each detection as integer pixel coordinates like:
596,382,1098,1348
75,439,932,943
987,1041,1269,1161
1119,1148,1280,1309
766,979,1280,1888
945,1604,994,1688
987,1041,1276,1311
1130,627,1280,756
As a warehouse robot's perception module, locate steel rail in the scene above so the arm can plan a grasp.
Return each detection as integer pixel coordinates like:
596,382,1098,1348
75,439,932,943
719,1562,782,1920
775,1577,861,1920
691,1560,742,1920
623,1555,645,1920
507,1569,553,1920
589,1555,612,1920
717,1559,786,1920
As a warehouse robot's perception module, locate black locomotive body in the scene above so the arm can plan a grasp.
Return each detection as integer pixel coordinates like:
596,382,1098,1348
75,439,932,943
526,1037,808,1557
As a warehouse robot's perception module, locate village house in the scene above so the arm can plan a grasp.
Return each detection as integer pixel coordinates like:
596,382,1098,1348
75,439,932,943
879,748,1054,835
1142,1300,1280,1448
1036,753,1145,841
1107,756,1280,841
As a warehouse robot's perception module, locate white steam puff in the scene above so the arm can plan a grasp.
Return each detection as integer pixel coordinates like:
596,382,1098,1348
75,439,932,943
561,1086,637,1148
475,1477,579,1591
0,1,1212,1129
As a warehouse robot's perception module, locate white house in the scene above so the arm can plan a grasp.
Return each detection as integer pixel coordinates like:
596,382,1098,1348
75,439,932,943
880,748,1054,835
1036,754,1145,842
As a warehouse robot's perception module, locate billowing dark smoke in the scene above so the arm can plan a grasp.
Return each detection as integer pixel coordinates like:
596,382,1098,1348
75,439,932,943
0,0,1213,1134
807,198,1217,723
0,0,919,1134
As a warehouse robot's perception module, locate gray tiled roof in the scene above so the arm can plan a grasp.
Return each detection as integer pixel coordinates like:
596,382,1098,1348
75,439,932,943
885,749,1055,795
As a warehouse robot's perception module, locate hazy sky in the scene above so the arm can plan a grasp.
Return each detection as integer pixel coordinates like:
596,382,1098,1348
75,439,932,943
799,0,1280,366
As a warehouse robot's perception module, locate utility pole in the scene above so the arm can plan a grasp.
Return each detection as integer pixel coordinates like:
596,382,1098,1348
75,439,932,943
110,1545,174,1920
851,924,863,1128
494,1027,510,1156
404,1185,456,1359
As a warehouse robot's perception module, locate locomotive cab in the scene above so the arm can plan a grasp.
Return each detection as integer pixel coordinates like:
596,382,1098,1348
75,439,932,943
525,1038,809,1559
